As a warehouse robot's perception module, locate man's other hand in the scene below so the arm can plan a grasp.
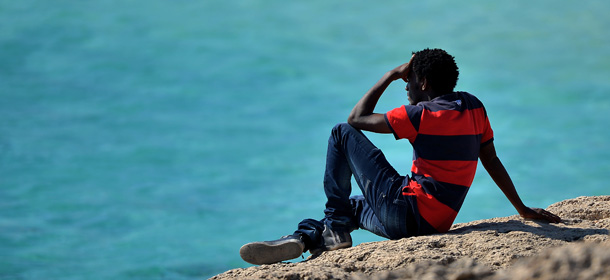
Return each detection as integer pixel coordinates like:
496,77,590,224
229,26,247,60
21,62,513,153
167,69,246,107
520,207,562,223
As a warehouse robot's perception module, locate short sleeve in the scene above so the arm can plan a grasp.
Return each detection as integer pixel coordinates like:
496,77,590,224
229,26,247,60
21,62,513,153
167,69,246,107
384,105,421,141
480,110,494,147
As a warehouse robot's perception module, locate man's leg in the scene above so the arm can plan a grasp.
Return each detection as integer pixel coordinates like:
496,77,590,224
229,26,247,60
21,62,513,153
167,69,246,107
323,123,404,227
298,123,407,252
240,123,406,264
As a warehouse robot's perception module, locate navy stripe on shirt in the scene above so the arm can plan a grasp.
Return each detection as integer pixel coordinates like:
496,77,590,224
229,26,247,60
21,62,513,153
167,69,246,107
405,105,423,132
412,175,470,213
413,134,482,161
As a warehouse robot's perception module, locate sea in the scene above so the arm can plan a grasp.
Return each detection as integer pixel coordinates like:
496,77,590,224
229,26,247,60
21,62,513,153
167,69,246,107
1,0,609,279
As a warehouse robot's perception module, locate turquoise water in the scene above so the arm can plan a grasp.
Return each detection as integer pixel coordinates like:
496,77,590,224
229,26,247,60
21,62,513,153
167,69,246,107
1,0,609,279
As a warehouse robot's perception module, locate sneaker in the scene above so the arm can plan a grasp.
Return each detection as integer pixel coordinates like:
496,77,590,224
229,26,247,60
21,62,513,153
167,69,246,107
239,235,305,265
309,225,352,255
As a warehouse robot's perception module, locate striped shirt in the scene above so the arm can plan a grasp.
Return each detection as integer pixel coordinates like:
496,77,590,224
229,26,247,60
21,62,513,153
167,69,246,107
384,91,494,234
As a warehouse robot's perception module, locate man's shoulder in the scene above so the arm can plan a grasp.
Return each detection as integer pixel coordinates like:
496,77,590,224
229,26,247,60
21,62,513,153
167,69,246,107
456,91,486,109
456,91,478,100
405,91,486,113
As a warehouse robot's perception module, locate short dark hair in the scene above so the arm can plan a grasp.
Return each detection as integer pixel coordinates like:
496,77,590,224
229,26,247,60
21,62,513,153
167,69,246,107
411,48,459,93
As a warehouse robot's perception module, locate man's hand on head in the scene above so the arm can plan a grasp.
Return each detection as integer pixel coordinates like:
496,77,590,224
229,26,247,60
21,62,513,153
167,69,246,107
390,54,415,82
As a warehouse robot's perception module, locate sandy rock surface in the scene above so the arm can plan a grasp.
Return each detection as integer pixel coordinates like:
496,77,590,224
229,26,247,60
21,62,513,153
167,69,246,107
212,196,610,280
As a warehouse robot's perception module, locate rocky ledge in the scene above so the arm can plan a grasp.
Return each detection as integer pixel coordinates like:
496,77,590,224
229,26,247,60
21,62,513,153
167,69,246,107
212,196,610,280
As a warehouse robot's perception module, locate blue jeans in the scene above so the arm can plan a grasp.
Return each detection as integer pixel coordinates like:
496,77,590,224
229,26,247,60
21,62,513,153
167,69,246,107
295,123,418,250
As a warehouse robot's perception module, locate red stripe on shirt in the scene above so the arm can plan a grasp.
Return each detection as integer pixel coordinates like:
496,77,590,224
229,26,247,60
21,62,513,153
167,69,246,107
402,180,457,233
386,106,417,141
418,107,490,136
411,158,478,187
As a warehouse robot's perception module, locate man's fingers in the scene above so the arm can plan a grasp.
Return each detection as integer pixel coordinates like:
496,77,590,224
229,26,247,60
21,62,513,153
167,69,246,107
523,208,561,223
538,209,561,223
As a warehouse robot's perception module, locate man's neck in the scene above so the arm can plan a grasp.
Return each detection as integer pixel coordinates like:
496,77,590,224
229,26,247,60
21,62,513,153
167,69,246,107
427,91,451,101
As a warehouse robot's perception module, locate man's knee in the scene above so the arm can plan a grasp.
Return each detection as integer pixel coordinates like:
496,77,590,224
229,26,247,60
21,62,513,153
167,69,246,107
332,122,351,131
331,123,358,135
330,123,353,142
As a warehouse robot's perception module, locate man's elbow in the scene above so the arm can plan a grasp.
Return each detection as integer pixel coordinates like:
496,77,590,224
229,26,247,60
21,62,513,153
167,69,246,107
347,114,359,127
347,116,368,130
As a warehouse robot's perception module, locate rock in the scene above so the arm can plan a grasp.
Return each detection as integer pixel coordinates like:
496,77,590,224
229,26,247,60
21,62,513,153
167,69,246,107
211,196,610,280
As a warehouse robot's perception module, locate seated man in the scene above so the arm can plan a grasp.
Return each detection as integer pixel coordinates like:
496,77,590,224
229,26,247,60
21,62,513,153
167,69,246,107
239,48,561,265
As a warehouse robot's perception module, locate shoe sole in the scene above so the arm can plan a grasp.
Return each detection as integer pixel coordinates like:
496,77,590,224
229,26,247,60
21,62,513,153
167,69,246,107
240,239,304,265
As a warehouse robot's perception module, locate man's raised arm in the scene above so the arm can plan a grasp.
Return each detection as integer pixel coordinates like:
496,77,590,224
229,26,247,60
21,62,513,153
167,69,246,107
348,60,412,133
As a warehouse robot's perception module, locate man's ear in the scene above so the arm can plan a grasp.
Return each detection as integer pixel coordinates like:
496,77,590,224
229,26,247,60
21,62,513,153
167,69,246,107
421,78,428,91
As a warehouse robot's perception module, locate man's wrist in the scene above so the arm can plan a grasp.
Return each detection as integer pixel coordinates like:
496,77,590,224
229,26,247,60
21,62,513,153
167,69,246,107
516,205,531,216
385,70,401,81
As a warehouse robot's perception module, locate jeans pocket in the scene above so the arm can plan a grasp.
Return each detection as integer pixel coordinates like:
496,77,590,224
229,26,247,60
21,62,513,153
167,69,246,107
388,196,409,239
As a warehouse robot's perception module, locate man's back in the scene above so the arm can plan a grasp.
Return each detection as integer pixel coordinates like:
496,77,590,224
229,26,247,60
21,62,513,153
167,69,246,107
385,91,494,233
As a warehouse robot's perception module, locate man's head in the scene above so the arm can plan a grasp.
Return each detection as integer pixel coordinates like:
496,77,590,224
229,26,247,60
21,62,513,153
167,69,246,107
406,48,459,104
